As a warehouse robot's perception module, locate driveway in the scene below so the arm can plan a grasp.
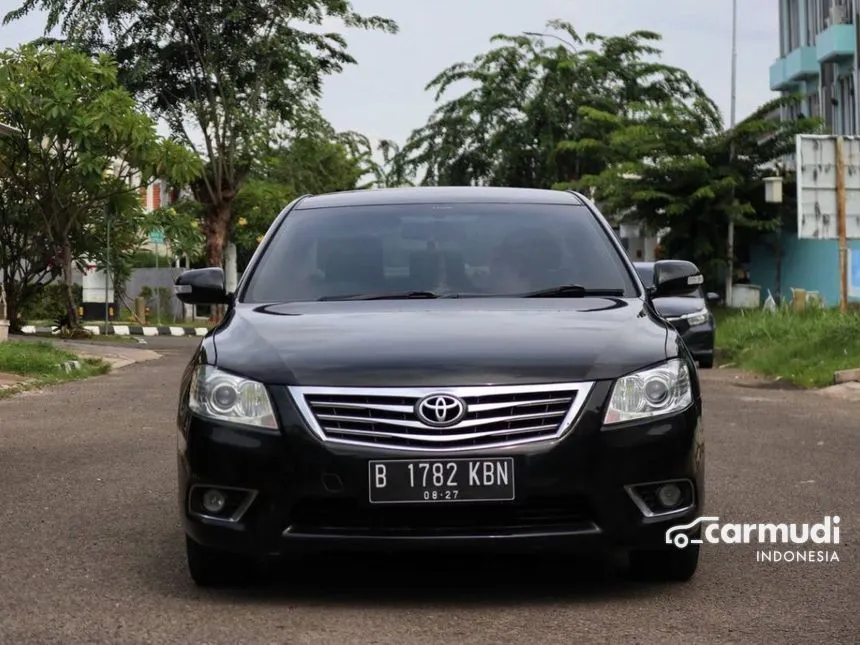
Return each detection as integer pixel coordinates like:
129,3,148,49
0,340,856,644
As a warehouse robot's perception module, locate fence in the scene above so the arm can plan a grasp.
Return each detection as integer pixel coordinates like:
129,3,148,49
123,267,186,321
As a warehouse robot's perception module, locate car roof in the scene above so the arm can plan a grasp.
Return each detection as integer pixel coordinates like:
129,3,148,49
293,186,587,210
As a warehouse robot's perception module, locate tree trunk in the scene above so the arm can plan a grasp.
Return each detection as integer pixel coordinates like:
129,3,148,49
3,275,45,333
1,277,13,330
5,286,21,333
205,202,232,322
61,240,79,328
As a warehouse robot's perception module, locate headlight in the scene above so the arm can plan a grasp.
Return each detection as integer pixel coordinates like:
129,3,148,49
603,359,693,425
188,365,278,429
667,308,709,327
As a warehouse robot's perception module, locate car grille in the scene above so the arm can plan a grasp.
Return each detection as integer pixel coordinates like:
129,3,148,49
287,382,594,451
286,496,595,536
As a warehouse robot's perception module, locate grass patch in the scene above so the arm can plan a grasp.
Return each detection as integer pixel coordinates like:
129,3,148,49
715,306,860,387
0,340,110,398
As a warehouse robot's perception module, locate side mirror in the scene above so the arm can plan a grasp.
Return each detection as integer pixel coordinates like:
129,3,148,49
706,291,721,304
174,267,231,305
652,260,704,299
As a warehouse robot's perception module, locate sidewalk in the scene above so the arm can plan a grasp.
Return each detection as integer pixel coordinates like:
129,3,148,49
817,381,860,403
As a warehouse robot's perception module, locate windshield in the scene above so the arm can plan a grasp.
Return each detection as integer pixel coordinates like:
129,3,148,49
635,265,703,298
242,202,639,302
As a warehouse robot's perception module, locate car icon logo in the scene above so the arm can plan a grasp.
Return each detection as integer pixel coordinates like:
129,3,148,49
415,393,467,427
665,516,719,548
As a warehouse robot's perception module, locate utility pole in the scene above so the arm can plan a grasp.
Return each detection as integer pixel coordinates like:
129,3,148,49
104,204,110,334
725,0,738,307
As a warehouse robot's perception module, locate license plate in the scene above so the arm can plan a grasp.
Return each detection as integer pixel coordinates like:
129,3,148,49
368,458,516,504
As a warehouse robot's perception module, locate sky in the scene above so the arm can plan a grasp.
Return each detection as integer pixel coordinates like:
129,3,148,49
0,0,779,146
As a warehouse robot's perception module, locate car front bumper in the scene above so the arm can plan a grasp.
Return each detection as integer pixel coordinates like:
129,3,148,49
178,382,705,557
682,327,715,362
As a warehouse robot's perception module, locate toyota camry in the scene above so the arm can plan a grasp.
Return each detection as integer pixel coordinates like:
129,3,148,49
174,186,706,587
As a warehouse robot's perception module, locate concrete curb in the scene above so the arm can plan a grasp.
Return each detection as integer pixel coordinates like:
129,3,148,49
20,324,209,337
833,368,860,384
58,360,82,373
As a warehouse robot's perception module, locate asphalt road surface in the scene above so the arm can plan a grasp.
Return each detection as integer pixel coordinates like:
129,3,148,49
0,338,857,644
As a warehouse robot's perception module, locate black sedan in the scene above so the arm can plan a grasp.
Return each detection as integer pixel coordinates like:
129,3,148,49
634,262,719,369
174,187,706,587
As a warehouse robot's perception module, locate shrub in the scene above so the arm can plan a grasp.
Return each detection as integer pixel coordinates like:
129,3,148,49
716,306,860,387
19,283,83,322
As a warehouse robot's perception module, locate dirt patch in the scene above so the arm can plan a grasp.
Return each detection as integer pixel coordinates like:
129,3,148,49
0,372,24,387
700,366,788,388
733,379,805,391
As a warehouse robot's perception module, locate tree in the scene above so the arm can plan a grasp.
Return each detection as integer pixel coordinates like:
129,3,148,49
575,95,821,279
397,20,712,189
0,43,200,327
0,167,59,331
341,132,414,188
144,199,206,265
5,0,399,271
398,20,823,280
230,125,367,270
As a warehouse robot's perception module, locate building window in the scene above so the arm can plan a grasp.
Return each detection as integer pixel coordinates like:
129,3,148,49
781,0,787,55
810,0,824,44
788,0,801,50
810,90,822,117
841,75,856,134
821,63,836,131
820,0,833,39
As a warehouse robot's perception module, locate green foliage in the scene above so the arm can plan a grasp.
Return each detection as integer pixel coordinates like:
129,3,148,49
0,172,58,331
269,130,366,195
5,0,398,269
143,199,205,262
578,94,822,275
0,43,200,326
340,132,414,188
0,341,109,397
128,249,173,268
231,179,295,250
398,21,710,189
397,20,823,279
0,340,85,374
230,126,367,269
716,307,860,387
18,282,82,322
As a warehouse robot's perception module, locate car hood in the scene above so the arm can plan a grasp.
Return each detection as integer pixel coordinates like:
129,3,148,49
652,296,707,318
211,299,672,387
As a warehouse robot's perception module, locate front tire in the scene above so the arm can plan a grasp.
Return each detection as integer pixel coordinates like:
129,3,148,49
186,536,258,587
698,355,714,369
628,544,700,582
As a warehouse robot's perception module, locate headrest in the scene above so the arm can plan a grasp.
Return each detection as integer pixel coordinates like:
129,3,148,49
318,237,384,284
409,250,468,285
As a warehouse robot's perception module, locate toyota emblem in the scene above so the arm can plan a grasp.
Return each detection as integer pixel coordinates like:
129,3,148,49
415,393,467,427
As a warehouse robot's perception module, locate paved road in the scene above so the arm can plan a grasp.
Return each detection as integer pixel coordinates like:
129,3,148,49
0,339,857,644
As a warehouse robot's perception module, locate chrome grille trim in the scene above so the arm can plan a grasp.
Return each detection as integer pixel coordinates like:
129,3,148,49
287,382,595,452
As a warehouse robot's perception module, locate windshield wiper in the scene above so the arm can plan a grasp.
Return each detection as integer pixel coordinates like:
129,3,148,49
521,285,626,298
318,290,441,301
